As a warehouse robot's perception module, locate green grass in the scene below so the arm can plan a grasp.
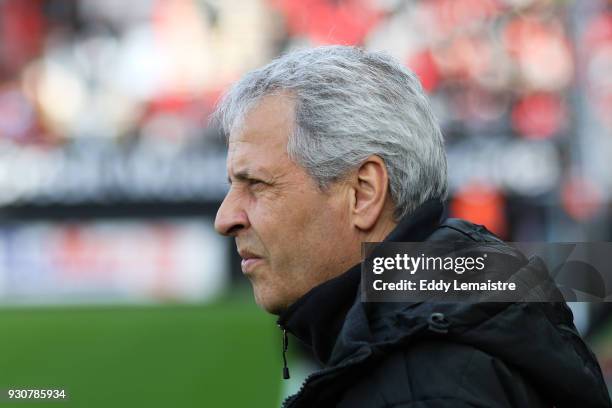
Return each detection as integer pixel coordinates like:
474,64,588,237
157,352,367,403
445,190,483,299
0,299,281,407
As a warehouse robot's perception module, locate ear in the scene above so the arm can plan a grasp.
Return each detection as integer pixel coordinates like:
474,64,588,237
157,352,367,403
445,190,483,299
349,155,391,231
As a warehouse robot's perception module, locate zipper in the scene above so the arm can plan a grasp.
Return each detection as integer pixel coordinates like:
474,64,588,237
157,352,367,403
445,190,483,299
280,351,374,408
277,322,330,408
278,320,434,407
281,370,315,408
281,326,290,380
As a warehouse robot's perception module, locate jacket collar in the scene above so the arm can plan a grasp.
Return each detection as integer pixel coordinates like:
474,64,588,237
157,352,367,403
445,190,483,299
277,199,445,366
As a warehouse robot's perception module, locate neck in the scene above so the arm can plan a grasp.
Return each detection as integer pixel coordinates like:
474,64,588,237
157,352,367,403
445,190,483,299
277,199,445,366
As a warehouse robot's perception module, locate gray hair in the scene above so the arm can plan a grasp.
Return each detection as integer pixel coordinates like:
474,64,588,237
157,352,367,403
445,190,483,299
212,46,447,220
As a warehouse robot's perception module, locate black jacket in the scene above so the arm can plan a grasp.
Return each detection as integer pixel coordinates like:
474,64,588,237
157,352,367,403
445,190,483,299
277,200,611,407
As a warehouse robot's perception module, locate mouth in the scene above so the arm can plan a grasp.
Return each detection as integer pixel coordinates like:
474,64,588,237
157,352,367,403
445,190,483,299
241,258,264,274
238,250,264,274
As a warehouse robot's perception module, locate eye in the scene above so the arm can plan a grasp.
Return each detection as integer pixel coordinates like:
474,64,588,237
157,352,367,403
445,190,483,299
248,179,265,189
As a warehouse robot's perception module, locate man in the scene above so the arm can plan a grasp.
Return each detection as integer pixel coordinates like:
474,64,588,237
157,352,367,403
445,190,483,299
213,46,610,407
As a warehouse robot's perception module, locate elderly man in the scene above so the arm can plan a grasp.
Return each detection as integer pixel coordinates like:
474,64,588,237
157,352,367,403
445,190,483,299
213,46,610,408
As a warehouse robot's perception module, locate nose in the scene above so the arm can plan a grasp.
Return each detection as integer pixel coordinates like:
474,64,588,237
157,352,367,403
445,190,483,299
214,189,250,236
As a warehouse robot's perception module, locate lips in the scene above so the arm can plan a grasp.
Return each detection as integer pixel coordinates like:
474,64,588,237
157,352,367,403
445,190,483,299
241,258,263,274
238,249,264,274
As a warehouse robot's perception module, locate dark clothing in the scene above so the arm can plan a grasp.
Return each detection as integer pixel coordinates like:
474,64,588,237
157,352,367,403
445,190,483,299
277,200,611,408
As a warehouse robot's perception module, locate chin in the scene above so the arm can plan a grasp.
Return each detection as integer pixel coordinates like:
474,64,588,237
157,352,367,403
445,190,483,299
253,288,290,315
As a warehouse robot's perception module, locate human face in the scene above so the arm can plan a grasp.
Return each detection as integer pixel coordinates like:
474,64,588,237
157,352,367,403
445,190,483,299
214,94,360,314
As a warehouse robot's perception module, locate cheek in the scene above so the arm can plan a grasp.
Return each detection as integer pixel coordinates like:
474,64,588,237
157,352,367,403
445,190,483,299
251,186,348,267
254,200,318,270
307,202,357,261
253,194,312,238
291,202,347,259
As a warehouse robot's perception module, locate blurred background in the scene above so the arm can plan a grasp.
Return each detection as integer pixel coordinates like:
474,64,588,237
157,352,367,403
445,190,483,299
0,0,611,406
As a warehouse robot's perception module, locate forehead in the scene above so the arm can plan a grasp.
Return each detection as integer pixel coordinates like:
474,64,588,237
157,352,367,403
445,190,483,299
227,93,295,174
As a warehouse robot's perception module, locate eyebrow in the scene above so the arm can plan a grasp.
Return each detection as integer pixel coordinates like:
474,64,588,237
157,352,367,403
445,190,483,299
227,170,259,184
